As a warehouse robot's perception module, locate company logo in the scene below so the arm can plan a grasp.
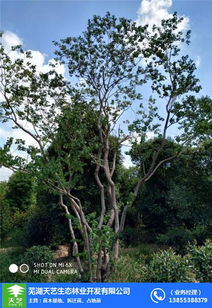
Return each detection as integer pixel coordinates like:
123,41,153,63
2,284,26,308
150,288,166,303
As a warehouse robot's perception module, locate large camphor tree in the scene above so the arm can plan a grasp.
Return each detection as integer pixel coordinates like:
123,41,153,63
0,13,209,281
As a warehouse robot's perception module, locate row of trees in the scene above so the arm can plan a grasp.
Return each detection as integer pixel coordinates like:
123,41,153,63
125,139,212,251
0,12,211,281
1,139,211,248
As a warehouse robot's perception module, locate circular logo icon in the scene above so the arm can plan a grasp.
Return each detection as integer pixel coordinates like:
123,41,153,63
150,288,166,303
19,264,29,273
9,264,18,273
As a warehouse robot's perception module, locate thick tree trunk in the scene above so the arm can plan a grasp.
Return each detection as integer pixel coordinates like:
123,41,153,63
96,248,103,282
112,238,119,260
59,194,84,275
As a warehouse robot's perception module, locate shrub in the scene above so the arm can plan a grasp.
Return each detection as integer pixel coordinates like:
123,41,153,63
21,245,53,267
0,248,25,282
9,228,26,247
187,240,212,282
20,246,54,282
144,248,194,282
122,227,145,246
107,255,145,282
121,244,159,265
157,227,194,253
192,225,210,245
23,204,70,248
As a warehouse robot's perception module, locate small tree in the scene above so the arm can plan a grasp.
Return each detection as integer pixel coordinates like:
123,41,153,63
0,12,204,281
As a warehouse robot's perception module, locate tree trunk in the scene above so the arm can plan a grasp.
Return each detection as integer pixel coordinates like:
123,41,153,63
59,194,84,275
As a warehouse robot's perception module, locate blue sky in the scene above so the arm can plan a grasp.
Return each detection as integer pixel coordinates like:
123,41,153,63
1,0,212,96
1,0,212,95
0,0,212,180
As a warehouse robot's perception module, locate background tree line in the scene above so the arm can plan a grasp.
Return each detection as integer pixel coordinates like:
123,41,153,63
1,138,211,251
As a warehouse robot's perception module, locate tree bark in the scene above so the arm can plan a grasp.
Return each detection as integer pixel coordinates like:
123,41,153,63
59,194,84,275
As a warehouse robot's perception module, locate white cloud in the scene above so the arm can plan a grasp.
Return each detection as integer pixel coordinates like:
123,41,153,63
1,31,23,52
1,31,65,76
1,31,23,61
41,59,65,76
28,50,45,67
0,167,13,181
137,0,189,31
0,31,65,177
0,126,37,148
146,131,155,139
195,56,201,68
122,152,134,168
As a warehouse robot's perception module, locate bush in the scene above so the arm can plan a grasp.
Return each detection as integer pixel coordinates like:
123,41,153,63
121,244,160,264
187,240,212,282
24,214,55,247
21,245,53,267
144,248,194,282
0,248,25,282
122,227,146,246
157,227,194,253
20,245,54,282
192,225,210,245
9,227,27,247
107,255,145,282
23,202,70,248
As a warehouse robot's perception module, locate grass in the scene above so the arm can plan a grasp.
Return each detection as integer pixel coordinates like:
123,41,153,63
107,243,163,282
121,243,162,259
0,246,80,283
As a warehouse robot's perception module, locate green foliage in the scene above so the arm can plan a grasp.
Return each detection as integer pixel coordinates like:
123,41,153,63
157,227,194,254
19,245,54,282
21,245,54,268
143,248,194,282
24,186,70,247
88,213,115,256
192,225,212,245
127,139,212,248
5,172,36,211
1,242,210,282
122,226,145,246
108,244,162,282
0,182,11,242
55,12,146,123
45,102,100,190
55,12,200,142
108,255,145,282
0,172,38,245
0,248,25,282
187,240,212,282
177,96,212,144
116,167,139,209
121,243,159,264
